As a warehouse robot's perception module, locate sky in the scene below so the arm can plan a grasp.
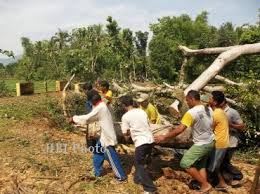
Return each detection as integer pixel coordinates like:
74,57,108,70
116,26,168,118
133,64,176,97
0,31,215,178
0,0,259,58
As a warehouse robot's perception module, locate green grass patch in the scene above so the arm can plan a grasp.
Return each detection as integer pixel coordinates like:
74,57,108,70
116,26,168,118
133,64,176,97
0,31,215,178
3,79,56,96
0,101,40,120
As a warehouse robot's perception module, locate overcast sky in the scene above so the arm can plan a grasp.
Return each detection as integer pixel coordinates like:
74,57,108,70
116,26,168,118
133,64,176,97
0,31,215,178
0,0,259,57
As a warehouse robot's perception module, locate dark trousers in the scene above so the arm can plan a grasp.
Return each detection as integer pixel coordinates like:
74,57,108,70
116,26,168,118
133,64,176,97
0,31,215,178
134,143,157,192
222,147,236,168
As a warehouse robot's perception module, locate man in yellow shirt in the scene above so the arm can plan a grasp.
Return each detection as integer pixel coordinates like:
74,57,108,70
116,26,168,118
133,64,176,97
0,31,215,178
208,91,229,190
99,80,113,104
137,93,160,124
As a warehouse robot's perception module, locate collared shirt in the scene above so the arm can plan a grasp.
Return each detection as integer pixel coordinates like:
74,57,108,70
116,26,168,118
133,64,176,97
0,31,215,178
181,105,215,145
224,105,243,148
73,101,117,147
141,103,161,124
121,108,154,148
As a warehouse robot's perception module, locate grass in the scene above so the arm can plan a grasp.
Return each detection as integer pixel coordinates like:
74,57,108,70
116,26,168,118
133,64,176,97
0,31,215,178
0,99,40,120
3,79,56,96
235,147,260,165
0,91,258,193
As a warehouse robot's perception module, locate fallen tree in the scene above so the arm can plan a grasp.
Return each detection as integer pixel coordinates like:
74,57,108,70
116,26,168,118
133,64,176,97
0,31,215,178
184,43,260,93
66,43,260,148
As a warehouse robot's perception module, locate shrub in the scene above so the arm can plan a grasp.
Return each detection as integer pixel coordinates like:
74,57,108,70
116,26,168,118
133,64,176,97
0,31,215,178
39,92,87,131
0,80,11,97
227,79,260,148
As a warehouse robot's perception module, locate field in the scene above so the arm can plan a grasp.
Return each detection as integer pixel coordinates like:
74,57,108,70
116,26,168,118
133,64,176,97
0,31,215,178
3,79,56,96
0,93,258,194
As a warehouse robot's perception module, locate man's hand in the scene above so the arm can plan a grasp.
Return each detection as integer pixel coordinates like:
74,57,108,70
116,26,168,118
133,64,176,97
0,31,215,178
67,117,74,124
154,135,167,143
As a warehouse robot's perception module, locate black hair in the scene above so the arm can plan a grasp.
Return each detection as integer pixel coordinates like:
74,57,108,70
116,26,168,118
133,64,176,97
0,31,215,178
100,80,109,90
211,91,225,106
133,101,139,108
119,95,134,107
187,90,200,100
91,94,102,105
83,82,93,91
86,89,99,101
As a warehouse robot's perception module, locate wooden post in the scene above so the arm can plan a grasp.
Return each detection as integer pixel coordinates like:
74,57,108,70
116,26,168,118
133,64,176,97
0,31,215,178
74,82,86,93
56,81,68,92
16,83,21,96
44,81,48,92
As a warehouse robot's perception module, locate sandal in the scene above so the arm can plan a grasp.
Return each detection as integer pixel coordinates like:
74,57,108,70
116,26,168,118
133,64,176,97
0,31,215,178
215,185,228,192
193,185,212,194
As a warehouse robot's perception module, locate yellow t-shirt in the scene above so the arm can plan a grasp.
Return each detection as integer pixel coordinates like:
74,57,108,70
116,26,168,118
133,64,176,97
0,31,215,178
141,103,161,124
105,90,113,98
213,108,229,148
100,90,113,103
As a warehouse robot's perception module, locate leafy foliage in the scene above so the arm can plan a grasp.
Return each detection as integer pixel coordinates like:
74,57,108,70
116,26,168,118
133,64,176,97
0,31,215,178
227,78,260,147
1,11,260,145
0,81,11,97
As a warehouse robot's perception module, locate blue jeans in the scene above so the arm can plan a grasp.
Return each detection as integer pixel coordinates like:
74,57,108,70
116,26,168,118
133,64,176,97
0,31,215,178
93,140,127,181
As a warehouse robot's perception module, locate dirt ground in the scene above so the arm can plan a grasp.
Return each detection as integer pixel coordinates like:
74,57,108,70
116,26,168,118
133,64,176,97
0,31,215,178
0,94,258,194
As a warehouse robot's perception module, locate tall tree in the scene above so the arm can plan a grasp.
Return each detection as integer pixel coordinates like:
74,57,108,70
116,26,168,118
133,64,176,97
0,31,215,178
135,31,149,79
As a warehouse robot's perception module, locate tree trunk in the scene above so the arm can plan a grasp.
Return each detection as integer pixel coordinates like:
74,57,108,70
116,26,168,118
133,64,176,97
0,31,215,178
178,57,188,87
178,45,239,56
184,43,260,94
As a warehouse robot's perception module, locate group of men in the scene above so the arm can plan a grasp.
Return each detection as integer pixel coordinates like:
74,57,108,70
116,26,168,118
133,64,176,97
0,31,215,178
68,80,245,194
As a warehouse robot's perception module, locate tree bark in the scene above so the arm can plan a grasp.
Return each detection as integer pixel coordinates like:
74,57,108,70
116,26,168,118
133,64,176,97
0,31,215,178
178,57,188,87
215,75,243,86
178,45,239,56
184,43,260,94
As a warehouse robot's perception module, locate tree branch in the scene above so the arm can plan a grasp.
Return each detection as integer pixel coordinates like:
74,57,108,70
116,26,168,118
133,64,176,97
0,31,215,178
184,43,260,94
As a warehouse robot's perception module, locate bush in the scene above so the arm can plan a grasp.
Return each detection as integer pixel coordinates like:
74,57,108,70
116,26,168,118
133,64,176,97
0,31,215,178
65,92,87,116
39,98,74,131
39,92,87,131
0,80,11,97
227,79,260,148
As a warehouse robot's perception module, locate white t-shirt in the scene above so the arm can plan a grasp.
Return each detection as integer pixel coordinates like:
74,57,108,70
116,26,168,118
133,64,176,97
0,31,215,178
181,105,215,145
121,108,154,148
73,101,117,147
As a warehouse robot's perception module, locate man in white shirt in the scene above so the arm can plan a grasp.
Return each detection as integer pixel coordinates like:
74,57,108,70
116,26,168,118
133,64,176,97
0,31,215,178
120,96,157,194
70,91,127,181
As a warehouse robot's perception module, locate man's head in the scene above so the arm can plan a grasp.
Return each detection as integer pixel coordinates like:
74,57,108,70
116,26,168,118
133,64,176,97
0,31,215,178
186,90,200,108
86,89,99,102
136,93,149,108
82,82,93,94
100,80,109,93
209,91,225,108
119,95,134,111
91,94,102,106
